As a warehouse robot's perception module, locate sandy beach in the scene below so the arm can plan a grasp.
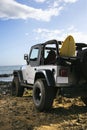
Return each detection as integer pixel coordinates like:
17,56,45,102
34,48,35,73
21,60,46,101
0,82,87,130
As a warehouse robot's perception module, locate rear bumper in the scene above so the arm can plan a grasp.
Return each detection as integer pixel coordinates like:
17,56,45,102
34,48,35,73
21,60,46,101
59,83,87,98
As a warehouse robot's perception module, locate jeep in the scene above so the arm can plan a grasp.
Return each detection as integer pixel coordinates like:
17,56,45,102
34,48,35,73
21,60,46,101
11,39,87,111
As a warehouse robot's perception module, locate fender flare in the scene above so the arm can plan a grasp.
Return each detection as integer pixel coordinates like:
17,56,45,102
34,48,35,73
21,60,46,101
13,70,23,82
35,69,55,87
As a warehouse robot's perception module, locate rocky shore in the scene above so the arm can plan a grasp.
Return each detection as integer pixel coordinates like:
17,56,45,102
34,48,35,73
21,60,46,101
0,81,87,130
0,81,11,96
0,74,13,77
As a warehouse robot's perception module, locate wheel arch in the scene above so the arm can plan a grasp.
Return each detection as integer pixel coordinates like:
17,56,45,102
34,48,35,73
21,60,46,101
34,70,55,87
13,70,23,82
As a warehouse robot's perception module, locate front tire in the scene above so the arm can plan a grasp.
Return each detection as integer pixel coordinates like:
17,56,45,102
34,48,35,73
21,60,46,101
11,77,24,97
33,79,55,111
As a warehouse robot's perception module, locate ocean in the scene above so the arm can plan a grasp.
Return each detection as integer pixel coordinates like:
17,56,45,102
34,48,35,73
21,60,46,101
0,65,22,82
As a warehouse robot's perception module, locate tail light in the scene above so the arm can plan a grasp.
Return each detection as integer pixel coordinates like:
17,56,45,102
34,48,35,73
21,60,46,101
59,68,68,77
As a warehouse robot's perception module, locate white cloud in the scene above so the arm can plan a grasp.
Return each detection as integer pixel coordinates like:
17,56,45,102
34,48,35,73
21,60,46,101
67,25,77,32
53,1,60,7
34,28,64,41
48,0,79,8
63,0,78,3
0,0,79,21
34,27,87,43
25,33,29,36
34,0,46,3
0,0,62,21
69,32,87,43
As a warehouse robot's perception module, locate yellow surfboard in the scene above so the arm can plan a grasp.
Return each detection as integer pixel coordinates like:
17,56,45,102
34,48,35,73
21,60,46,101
60,35,76,57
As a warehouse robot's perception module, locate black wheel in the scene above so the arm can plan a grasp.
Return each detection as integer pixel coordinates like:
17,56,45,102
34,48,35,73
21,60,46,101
11,77,24,97
33,79,55,111
81,97,87,106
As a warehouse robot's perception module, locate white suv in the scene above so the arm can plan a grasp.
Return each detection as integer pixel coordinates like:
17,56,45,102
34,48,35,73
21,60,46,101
11,40,87,111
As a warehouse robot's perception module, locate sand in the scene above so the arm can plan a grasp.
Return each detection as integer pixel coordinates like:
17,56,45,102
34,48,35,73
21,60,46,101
0,82,87,130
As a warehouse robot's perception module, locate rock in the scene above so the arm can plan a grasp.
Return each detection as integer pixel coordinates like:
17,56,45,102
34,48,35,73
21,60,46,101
0,81,11,95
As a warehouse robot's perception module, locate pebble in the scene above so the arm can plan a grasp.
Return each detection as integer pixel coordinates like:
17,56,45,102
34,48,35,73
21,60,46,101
0,82,11,95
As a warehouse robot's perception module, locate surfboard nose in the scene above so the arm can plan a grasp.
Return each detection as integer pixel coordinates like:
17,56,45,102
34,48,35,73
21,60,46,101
60,35,76,57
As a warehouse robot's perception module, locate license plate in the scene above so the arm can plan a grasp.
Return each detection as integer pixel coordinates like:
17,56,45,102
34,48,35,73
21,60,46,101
57,77,68,84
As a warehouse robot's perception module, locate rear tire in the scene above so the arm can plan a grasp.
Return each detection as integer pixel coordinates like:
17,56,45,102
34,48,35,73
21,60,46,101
33,79,55,111
81,97,87,106
11,77,24,97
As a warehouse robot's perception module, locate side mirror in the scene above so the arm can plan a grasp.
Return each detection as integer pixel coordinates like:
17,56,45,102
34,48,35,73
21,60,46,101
24,54,29,64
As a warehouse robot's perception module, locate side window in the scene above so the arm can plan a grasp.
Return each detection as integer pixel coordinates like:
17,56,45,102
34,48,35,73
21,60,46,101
44,44,56,59
30,48,39,61
44,49,49,59
44,44,57,64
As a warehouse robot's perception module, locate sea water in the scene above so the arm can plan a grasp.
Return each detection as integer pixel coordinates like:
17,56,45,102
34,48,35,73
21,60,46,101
0,65,22,82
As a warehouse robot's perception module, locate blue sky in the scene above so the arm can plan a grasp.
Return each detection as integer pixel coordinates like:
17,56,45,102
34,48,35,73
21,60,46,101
0,0,87,66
